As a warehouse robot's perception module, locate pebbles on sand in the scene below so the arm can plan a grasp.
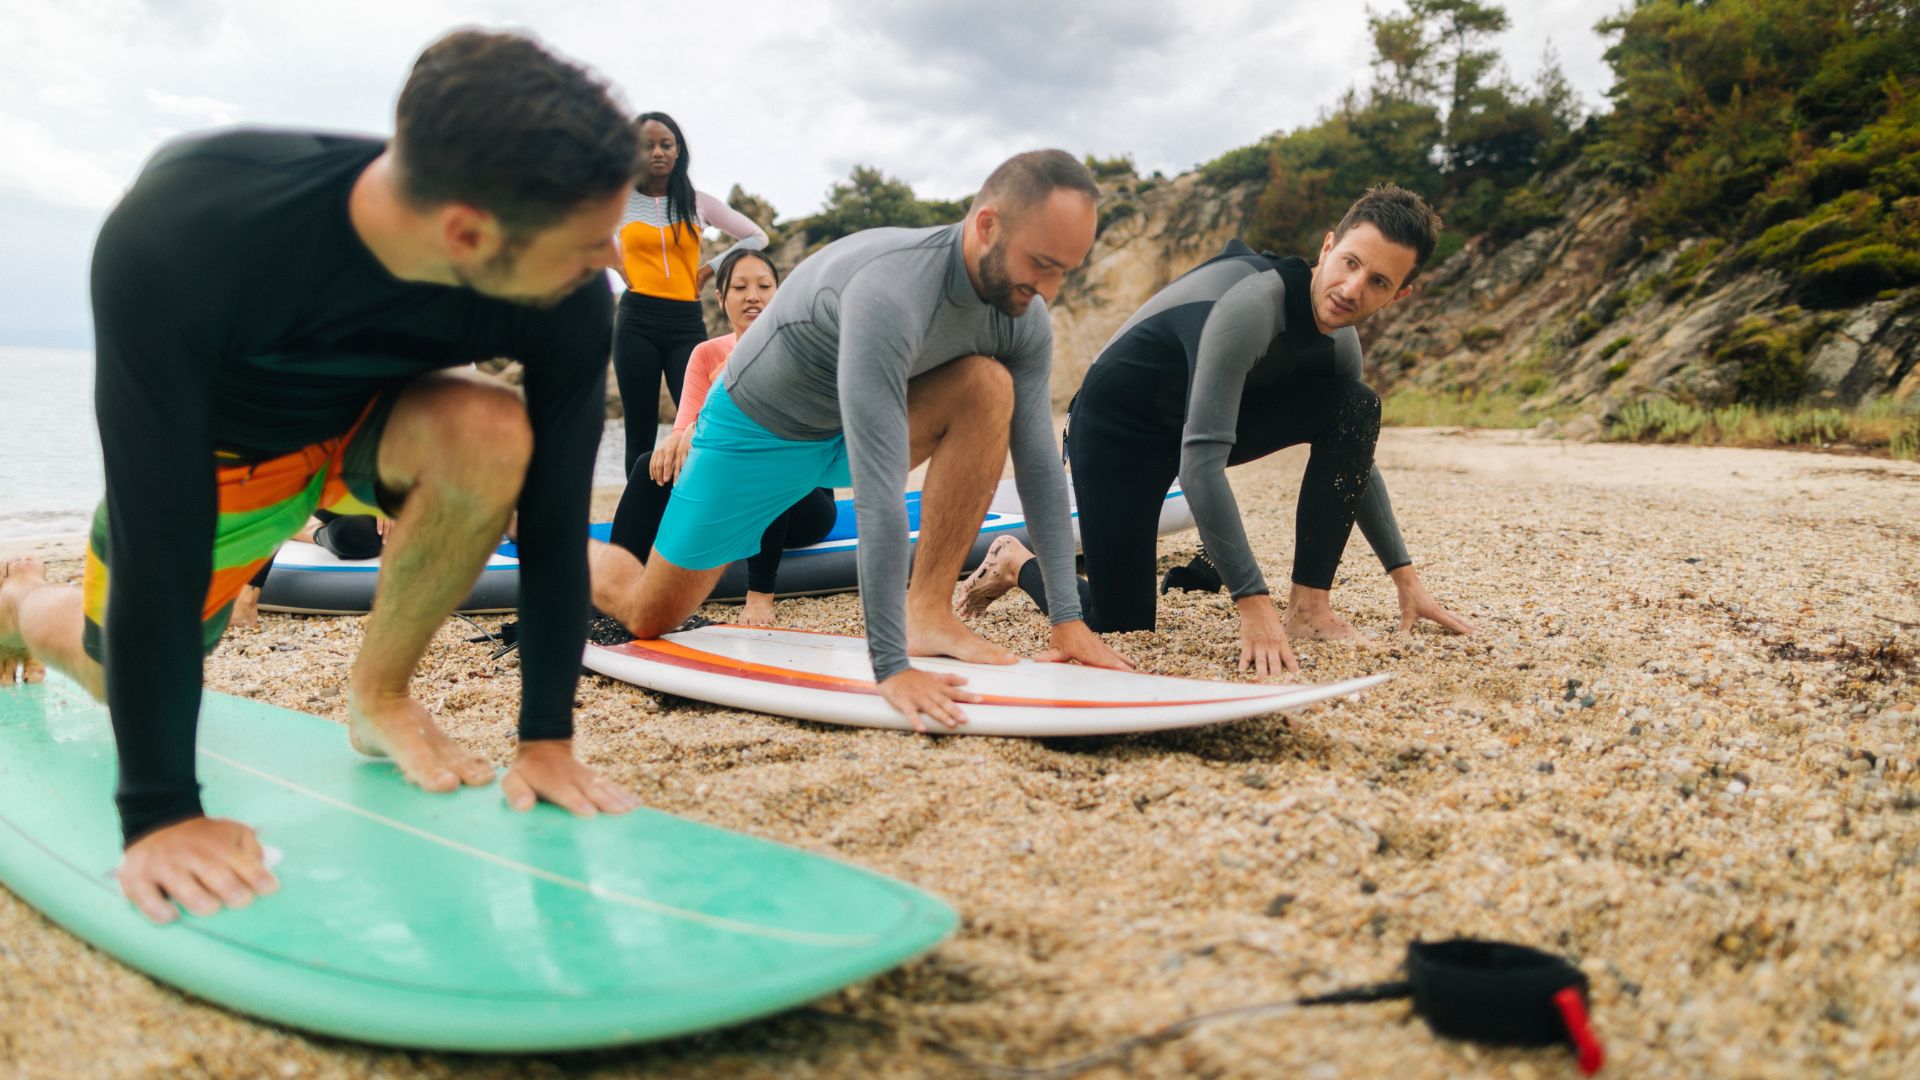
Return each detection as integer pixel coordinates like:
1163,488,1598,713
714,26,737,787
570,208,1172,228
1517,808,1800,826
2,428,1917,1078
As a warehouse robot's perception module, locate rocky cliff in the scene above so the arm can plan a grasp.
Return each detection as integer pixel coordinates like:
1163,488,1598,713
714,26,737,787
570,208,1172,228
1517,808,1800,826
1359,166,1920,434
622,162,1918,430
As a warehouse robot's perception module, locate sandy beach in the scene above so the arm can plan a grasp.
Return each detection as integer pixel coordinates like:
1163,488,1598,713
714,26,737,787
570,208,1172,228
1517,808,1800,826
3,427,1917,1079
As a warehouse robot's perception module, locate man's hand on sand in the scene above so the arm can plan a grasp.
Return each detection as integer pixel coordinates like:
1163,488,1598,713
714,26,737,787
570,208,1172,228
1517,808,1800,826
118,816,279,924
879,668,980,734
1235,595,1300,676
1389,566,1478,635
502,740,640,816
1034,619,1134,670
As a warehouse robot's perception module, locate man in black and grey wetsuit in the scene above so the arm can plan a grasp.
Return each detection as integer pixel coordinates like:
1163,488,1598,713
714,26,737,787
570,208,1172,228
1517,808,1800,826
955,185,1476,675
588,150,1132,730
0,31,646,924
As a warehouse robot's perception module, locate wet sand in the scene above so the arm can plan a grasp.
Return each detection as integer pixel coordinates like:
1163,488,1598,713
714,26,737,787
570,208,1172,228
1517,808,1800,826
3,427,1917,1078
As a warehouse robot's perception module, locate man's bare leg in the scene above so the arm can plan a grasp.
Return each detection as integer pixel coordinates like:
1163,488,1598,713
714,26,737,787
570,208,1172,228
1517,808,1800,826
588,538,728,639
346,372,527,792
902,355,1017,665
1,556,100,696
1282,582,1373,644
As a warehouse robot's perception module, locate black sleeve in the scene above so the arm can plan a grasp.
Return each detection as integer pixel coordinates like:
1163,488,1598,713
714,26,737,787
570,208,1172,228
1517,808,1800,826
510,283,612,741
91,168,230,845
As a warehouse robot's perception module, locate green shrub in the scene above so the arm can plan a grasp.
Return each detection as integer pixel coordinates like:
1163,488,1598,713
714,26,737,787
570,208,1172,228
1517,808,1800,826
1429,231,1467,268
1201,141,1274,187
1464,324,1503,347
1664,238,1727,297
1598,335,1634,360
1084,154,1137,181
1892,416,1920,461
1768,409,1851,445
1097,200,1138,235
1711,403,1753,433
1609,399,1710,442
1609,396,1915,459
1801,242,1920,305
1713,313,1818,406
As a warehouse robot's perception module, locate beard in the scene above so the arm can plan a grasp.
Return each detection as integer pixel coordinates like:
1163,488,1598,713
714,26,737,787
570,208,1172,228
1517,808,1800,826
453,245,587,310
977,239,1030,318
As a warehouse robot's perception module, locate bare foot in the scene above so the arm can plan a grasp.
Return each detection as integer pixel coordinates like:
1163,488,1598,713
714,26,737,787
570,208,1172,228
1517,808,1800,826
908,610,1018,665
347,690,496,792
1282,606,1374,645
1,556,49,684
952,535,1030,618
738,592,777,627
230,584,262,629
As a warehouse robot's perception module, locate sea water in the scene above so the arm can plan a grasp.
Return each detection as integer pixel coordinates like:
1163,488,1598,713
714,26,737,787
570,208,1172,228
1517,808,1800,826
0,346,640,542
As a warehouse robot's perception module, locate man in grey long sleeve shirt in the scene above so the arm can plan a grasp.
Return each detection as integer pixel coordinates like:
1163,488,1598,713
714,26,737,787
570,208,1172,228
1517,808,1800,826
589,150,1130,729
955,184,1475,674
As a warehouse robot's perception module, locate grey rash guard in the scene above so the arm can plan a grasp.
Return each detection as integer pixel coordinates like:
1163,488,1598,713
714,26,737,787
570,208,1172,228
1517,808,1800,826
1097,245,1411,600
724,223,1082,680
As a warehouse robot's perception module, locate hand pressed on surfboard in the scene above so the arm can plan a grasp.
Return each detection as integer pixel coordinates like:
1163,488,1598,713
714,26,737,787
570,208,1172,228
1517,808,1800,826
118,816,279,923
1235,595,1300,676
1033,620,1135,671
502,740,640,816
879,668,981,734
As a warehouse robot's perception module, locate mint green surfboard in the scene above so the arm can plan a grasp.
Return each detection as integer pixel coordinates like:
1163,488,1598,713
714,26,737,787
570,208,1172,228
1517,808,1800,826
0,676,956,1051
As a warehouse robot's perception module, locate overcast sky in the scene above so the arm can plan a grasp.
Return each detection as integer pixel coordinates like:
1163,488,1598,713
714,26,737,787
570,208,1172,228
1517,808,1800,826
0,0,1624,348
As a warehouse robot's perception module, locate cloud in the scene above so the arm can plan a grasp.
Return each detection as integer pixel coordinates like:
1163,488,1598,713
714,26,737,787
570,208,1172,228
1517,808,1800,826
0,0,1626,346
144,89,244,125
0,111,130,209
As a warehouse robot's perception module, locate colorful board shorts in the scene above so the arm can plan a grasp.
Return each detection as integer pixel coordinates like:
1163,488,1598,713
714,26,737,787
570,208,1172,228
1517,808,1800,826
653,379,852,570
81,394,397,661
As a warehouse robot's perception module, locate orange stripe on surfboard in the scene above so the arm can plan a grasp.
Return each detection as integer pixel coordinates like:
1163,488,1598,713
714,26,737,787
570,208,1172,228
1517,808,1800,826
599,638,1302,710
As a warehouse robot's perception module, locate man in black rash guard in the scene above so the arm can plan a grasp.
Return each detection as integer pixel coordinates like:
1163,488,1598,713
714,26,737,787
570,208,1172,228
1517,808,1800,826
954,185,1476,674
0,30,643,924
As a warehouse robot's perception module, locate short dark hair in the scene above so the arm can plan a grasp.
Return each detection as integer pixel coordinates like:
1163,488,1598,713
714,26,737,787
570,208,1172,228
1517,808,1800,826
715,248,779,294
1333,184,1443,285
974,149,1099,223
394,29,640,236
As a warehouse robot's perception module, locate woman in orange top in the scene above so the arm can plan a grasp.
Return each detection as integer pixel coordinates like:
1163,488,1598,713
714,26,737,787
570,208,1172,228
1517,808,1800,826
612,111,767,476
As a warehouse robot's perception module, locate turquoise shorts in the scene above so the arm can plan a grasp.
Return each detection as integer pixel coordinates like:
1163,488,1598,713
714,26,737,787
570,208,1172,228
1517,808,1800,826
654,379,852,570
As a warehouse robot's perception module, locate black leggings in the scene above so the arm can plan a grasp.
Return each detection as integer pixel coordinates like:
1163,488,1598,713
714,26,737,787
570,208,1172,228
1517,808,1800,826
611,291,709,477
1019,367,1381,632
610,456,837,594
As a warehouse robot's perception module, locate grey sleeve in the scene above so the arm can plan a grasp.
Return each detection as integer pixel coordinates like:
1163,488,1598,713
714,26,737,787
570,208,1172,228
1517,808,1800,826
1003,311,1082,625
1330,329,1411,572
834,275,921,682
1178,273,1282,599
696,191,770,273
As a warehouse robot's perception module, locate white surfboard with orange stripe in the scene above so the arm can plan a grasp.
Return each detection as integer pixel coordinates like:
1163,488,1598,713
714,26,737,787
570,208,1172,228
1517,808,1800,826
584,625,1388,736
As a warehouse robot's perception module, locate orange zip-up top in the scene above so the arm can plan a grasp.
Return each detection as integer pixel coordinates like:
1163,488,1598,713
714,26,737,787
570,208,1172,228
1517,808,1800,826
616,189,768,302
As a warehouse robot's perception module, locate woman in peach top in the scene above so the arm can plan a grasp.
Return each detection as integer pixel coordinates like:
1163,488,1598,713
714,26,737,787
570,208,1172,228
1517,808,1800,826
606,249,834,625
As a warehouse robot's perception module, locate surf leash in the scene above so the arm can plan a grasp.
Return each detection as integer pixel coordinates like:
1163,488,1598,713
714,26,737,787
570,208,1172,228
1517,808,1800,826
824,938,1603,1077
466,611,702,661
